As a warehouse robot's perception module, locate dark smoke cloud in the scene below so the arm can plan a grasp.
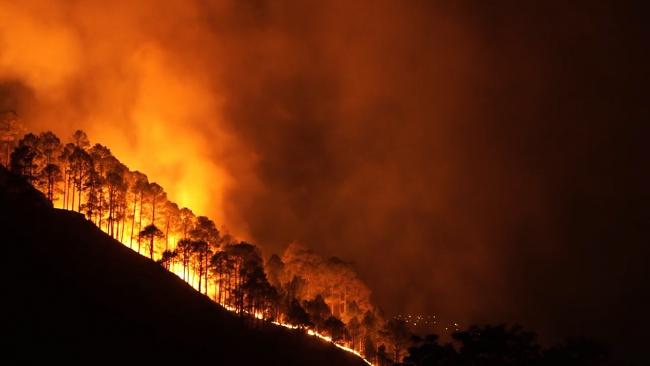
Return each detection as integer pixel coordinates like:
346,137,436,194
1,0,648,362
212,1,650,360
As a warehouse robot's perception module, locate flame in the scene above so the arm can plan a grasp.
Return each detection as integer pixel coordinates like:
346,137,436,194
108,231,372,365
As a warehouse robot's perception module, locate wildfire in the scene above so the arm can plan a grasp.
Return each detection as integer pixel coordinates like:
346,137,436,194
115,236,373,365
273,322,373,366
0,122,382,365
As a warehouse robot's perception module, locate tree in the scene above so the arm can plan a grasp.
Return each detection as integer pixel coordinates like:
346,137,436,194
362,311,380,361
10,133,39,182
40,163,62,203
105,161,127,238
146,182,165,227
380,318,412,363
139,224,163,260
242,266,276,320
69,146,92,212
403,334,458,366
285,275,307,302
303,295,331,331
158,249,178,271
0,110,23,167
453,324,540,366
179,207,195,239
162,201,180,250
347,316,362,351
129,171,148,248
286,299,312,329
58,143,75,210
377,345,392,366
177,238,193,281
88,144,112,228
36,131,62,201
72,129,89,149
191,240,210,294
323,315,346,343
225,242,263,315
210,250,233,304
265,254,284,289
190,216,220,293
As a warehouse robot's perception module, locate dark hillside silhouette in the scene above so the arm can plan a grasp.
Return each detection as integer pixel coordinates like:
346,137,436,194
0,166,366,365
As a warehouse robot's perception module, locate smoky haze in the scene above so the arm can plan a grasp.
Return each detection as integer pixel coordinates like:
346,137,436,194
1,0,648,361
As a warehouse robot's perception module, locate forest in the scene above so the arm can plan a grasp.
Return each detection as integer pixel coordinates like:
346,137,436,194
1,117,611,366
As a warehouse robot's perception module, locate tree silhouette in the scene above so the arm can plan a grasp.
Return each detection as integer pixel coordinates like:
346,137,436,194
225,242,263,315
105,161,127,238
0,110,23,167
404,334,458,366
58,143,75,210
147,182,165,228
129,171,148,249
158,249,178,271
191,240,210,294
210,250,233,304
69,146,92,212
10,133,39,182
286,299,312,329
362,310,379,362
36,131,62,202
176,238,193,281
139,224,163,260
323,315,346,342
190,216,220,293
162,201,180,250
72,129,89,149
179,207,195,239
265,254,284,289
88,144,112,228
377,345,392,366
380,318,412,363
303,294,331,331
452,324,540,366
347,316,362,351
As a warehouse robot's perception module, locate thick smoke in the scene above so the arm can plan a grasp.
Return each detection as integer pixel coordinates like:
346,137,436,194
1,0,648,361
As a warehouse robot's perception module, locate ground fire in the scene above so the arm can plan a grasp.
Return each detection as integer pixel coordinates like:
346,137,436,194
1,122,395,365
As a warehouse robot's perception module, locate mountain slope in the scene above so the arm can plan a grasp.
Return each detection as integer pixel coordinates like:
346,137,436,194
1,167,366,365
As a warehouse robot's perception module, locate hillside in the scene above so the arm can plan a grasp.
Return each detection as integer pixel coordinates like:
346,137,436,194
0,166,366,365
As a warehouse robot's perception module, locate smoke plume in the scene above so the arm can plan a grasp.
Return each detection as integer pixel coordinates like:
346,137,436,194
1,0,648,360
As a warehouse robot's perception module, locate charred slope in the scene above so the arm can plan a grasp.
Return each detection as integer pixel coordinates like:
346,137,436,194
0,167,365,366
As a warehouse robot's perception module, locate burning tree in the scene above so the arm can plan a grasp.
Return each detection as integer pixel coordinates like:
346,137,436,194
5,128,389,363
0,111,23,167
280,242,374,323
139,224,164,260
379,318,412,363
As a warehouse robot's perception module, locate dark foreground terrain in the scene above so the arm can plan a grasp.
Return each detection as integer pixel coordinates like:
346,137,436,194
0,167,365,365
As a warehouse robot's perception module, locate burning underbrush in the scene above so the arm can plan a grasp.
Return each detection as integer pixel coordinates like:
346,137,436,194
1,123,411,365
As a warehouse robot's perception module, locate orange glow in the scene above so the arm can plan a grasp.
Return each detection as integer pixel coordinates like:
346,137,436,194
0,0,245,235
112,231,373,365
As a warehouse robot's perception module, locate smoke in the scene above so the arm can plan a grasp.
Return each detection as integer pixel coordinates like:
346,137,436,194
0,0,237,227
1,0,648,360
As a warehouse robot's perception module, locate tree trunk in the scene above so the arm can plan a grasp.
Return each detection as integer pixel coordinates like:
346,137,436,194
120,203,126,243
198,259,202,293
137,191,143,252
204,254,209,295
71,172,76,213
130,191,136,248
165,217,170,251
62,168,67,209
77,168,82,212
149,235,154,260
